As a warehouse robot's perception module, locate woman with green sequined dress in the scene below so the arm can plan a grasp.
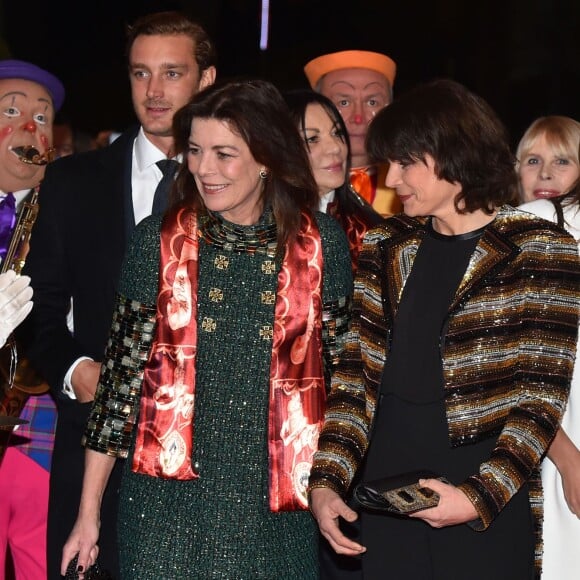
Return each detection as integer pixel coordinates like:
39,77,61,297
61,79,353,579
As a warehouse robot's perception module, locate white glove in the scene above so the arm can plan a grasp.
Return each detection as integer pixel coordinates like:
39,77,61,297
0,270,33,349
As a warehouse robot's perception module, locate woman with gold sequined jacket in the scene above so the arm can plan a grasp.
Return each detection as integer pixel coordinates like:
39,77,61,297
61,80,353,579
309,80,580,580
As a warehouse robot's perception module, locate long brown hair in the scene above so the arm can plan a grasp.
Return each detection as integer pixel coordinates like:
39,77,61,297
172,79,319,250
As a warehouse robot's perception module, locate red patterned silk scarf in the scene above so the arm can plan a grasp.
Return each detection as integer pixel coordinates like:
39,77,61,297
132,208,325,511
132,208,199,479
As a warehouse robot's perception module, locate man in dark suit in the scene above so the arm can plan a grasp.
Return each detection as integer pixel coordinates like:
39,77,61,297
20,11,216,579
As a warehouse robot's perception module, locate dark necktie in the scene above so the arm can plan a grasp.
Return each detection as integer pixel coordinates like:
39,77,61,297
152,159,179,216
0,192,17,260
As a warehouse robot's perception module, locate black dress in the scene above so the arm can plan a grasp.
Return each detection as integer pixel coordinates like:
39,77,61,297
360,222,534,580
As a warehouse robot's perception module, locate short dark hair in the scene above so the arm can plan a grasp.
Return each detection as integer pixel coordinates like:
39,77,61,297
126,11,216,74
172,79,319,249
367,79,518,213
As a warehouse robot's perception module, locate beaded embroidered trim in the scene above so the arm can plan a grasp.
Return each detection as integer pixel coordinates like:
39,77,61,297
198,209,278,257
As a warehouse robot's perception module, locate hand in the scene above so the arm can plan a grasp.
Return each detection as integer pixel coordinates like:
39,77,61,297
409,478,478,527
547,427,580,518
559,448,580,517
71,359,101,403
309,487,366,556
0,271,33,348
61,513,100,579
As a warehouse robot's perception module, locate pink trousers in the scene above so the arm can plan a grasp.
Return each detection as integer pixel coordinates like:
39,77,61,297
0,448,48,580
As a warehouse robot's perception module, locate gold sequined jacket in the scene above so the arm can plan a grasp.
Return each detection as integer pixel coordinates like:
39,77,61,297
310,206,580,542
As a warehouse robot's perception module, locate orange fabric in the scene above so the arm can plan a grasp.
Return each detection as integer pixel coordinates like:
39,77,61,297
373,164,403,217
304,50,396,89
350,167,376,205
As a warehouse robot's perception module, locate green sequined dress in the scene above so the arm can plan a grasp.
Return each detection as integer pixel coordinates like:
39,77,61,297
84,209,352,579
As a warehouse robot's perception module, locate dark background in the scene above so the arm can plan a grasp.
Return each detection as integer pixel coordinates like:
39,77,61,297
0,0,578,148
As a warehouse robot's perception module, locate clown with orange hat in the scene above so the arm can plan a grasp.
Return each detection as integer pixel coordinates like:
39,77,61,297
304,50,401,217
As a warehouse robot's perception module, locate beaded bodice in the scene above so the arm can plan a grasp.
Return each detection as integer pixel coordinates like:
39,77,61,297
198,209,278,257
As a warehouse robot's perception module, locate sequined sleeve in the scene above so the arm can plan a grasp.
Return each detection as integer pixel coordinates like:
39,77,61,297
82,295,156,457
82,216,162,457
321,296,351,377
309,229,384,496
456,224,580,531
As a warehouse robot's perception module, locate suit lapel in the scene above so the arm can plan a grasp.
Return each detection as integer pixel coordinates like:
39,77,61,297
122,137,135,243
449,215,520,313
379,216,426,324
379,211,520,320
97,126,139,251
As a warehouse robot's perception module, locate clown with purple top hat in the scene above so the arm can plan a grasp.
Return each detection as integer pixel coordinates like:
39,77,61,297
0,58,64,580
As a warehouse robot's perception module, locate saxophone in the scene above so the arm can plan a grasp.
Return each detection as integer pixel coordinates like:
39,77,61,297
0,146,54,447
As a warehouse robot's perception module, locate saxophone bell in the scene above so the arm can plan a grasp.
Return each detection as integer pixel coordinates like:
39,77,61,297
11,145,55,166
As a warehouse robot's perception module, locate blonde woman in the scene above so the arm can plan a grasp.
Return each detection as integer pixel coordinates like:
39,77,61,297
517,115,580,203
518,116,580,580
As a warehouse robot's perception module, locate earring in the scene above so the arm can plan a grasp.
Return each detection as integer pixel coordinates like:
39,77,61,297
259,169,268,179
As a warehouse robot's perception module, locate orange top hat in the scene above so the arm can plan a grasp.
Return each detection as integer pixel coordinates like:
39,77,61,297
304,50,396,89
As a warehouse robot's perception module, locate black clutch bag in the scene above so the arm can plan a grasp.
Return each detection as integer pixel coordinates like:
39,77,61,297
353,470,449,515
65,555,114,580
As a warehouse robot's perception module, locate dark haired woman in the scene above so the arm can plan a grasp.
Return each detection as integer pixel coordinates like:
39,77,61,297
309,79,580,579
62,79,352,579
285,90,383,274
